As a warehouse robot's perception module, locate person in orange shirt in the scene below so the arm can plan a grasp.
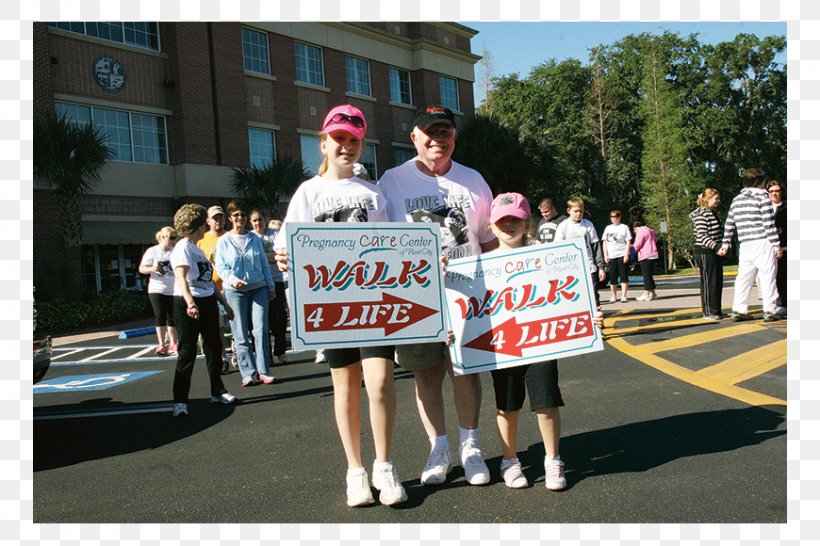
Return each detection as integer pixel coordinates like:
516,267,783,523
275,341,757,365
197,206,231,373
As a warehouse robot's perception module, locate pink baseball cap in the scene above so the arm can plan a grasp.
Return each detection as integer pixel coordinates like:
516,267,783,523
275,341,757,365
490,192,532,224
322,104,367,140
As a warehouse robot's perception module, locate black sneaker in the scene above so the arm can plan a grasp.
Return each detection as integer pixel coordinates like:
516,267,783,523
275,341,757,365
763,312,780,322
731,312,753,322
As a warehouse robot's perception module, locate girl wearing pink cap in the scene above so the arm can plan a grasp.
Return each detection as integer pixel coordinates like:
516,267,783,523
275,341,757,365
273,105,407,507
482,192,603,491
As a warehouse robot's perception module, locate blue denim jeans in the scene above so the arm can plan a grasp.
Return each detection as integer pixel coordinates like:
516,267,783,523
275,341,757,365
225,285,271,378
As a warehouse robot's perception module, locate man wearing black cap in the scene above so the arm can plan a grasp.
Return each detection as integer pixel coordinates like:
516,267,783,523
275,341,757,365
379,105,497,487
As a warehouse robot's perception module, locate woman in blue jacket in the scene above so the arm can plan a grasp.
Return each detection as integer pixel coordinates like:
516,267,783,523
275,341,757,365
216,200,276,386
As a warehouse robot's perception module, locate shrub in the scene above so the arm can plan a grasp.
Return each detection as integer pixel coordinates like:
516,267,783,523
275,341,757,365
35,290,150,333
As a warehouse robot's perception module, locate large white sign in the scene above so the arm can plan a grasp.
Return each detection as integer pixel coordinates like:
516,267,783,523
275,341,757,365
285,222,447,351
445,240,603,375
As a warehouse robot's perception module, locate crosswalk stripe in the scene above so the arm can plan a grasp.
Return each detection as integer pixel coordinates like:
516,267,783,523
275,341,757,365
636,322,765,353
128,346,155,359
695,340,786,385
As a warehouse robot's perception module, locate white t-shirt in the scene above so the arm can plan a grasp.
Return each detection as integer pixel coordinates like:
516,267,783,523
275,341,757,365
139,244,174,295
170,238,215,298
553,218,601,274
378,159,495,260
602,223,632,259
274,175,389,249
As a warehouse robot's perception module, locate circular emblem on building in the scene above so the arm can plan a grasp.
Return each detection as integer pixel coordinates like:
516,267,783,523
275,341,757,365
93,56,126,92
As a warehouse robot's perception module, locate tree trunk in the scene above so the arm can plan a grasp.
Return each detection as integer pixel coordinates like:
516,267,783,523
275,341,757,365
59,191,87,301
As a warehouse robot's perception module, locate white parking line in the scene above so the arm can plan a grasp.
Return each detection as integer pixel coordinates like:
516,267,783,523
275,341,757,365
34,402,174,420
128,346,156,359
51,348,87,361
79,347,123,362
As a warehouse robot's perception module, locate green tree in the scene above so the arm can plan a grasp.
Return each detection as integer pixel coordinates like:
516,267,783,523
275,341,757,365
638,37,696,270
34,114,112,301
229,156,310,217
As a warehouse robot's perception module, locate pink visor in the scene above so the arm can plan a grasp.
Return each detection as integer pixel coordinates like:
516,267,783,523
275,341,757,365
322,104,367,139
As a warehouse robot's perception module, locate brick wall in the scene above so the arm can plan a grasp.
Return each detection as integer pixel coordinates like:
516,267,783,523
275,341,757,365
211,22,248,167
33,190,68,274
33,23,54,121
165,23,218,166
267,32,300,161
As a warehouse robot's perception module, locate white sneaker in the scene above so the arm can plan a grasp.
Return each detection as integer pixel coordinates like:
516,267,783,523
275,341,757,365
459,440,490,485
620,296,628,303
500,458,528,489
346,468,375,507
315,350,327,364
172,403,188,417
371,462,408,506
608,296,617,303
648,293,659,300
544,457,567,490
420,445,452,485
636,294,648,301
210,392,236,404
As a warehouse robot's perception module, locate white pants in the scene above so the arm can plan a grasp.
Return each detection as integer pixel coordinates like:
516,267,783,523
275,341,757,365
733,239,779,314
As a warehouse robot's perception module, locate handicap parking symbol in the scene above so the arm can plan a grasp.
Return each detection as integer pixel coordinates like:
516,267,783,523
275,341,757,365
34,371,162,393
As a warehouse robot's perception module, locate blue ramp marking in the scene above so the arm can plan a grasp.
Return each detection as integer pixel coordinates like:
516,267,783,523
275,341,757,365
33,371,163,393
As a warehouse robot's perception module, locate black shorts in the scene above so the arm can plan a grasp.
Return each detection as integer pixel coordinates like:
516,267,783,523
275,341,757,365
607,258,629,285
325,345,396,368
148,292,175,327
490,359,564,412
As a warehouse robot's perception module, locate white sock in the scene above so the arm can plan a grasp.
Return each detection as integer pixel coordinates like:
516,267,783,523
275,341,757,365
373,460,393,471
347,467,366,477
546,455,562,463
459,427,478,446
500,457,519,470
430,435,449,450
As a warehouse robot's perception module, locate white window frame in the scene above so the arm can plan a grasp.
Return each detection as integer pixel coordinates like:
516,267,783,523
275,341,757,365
389,67,413,105
241,27,270,75
295,41,325,87
439,75,460,112
345,56,372,97
48,22,161,51
55,101,169,165
248,127,276,168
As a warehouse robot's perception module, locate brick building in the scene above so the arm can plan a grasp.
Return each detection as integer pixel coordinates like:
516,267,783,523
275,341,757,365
33,21,480,295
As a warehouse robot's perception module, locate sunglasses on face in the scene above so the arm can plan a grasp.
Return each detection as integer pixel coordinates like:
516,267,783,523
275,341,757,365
231,212,246,218
167,235,177,240
326,113,365,129
769,190,781,194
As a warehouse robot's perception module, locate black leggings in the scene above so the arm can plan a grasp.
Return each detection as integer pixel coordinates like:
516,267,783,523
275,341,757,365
172,295,227,404
148,292,175,327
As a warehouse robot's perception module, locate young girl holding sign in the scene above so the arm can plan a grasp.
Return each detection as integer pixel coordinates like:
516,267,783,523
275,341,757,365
482,192,603,490
273,105,407,507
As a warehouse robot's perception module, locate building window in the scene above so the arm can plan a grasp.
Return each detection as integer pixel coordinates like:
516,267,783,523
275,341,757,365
56,101,169,164
242,27,270,75
295,42,324,87
299,134,324,176
249,128,276,168
48,22,160,51
83,244,149,294
389,67,412,105
439,76,460,111
393,146,415,167
359,143,378,181
345,56,371,96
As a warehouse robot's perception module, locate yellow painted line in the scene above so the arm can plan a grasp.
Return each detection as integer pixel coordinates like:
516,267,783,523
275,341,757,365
696,340,786,385
607,334,786,407
637,322,766,353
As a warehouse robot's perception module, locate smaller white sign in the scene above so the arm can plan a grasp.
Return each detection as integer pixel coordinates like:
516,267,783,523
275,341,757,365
445,240,603,375
286,222,447,350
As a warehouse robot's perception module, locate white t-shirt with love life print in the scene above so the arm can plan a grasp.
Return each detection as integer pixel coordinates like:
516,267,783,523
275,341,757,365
273,174,389,249
553,218,601,274
378,159,495,260
170,238,215,298
139,244,175,295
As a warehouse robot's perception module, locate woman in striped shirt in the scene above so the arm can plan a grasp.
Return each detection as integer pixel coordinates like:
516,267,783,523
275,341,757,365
690,188,724,320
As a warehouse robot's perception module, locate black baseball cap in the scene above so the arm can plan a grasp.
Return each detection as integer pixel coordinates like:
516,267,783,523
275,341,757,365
413,105,456,131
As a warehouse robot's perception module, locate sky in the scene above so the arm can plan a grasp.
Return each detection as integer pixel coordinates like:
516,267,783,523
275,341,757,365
465,21,787,106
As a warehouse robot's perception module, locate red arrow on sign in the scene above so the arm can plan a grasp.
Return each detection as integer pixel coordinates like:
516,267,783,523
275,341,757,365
463,311,593,357
303,292,438,336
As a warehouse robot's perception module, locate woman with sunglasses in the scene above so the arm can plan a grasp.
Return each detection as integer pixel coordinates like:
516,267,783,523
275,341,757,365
216,200,276,387
274,105,407,508
139,226,179,356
